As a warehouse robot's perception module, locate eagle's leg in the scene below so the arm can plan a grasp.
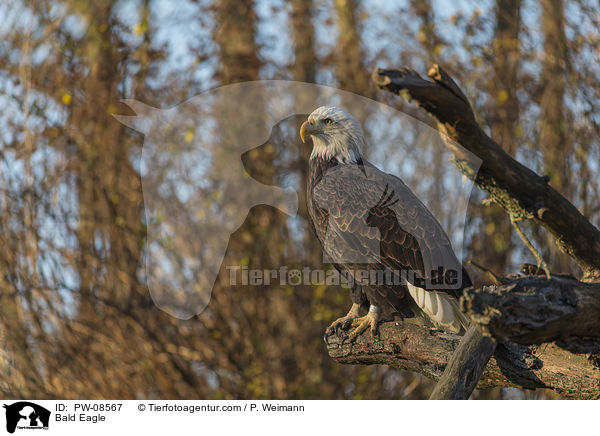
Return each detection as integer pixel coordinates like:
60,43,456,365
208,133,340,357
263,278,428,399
345,305,380,342
324,303,360,344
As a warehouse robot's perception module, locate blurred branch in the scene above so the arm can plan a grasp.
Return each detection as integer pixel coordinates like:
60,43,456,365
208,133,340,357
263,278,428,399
467,260,502,284
326,319,600,399
372,65,600,282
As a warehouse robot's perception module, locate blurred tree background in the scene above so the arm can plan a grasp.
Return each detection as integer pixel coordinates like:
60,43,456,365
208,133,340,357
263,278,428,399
1,0,599,399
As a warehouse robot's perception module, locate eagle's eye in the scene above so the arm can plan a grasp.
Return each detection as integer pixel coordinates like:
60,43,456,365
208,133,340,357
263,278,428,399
323,118,333,125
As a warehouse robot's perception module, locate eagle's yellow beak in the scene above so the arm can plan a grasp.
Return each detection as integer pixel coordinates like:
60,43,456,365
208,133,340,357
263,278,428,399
300,121,320,143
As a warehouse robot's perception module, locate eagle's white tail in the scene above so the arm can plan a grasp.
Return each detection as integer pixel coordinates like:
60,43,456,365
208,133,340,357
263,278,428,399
406,283,470,334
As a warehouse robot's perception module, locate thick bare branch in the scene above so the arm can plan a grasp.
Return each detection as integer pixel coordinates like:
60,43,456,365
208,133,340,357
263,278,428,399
462,276,600,353
326,321,600,399
429,325,497,400
372,66,600,281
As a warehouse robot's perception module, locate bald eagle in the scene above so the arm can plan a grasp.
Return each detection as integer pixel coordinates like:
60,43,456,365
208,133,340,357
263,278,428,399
300,106,471,342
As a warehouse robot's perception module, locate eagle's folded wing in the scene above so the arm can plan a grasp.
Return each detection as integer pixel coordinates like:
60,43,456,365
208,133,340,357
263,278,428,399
313,163,465,294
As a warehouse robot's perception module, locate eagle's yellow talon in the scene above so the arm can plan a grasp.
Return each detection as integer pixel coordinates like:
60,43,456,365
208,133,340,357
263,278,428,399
324,303,361,343
346,310,379,342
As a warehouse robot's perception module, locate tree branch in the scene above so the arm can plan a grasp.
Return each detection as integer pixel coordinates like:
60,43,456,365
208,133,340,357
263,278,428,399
429,325,497,399
372,65,600,281
326,321,600,399
462,276,600,353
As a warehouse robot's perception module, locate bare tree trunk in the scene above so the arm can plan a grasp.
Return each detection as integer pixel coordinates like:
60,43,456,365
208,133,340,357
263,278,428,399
536,0,575,274
491,0,522,156
539,0,568,196
334,0,370,96
213,0,305,399
291,0,316,84
214,0,262,84
68,1,155,397
290,0,323,264
469,0,522,277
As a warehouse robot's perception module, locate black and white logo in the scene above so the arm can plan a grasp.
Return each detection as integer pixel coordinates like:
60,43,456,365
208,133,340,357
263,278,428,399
3,402,50,433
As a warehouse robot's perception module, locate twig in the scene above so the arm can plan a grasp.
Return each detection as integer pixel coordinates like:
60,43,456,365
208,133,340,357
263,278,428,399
510,215,551,279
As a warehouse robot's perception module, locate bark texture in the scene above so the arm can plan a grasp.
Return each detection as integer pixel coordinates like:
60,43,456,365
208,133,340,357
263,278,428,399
429,325,497,400
462,276,600,353
326,321,600,399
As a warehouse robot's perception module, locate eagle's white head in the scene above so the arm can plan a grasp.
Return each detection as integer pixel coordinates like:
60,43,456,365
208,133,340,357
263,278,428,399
300,106,364,163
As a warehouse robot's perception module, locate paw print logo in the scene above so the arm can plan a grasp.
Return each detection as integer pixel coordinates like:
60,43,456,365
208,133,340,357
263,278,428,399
287,269,302,286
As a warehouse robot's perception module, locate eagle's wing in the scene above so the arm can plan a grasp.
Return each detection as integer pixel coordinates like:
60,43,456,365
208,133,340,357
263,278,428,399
312,162,466,294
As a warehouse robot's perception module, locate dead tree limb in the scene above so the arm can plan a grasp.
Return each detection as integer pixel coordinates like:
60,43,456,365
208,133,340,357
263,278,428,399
372,65,600,282
462,276,600,353
429,325,497,399
326,321,600,399
431,275,600,398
